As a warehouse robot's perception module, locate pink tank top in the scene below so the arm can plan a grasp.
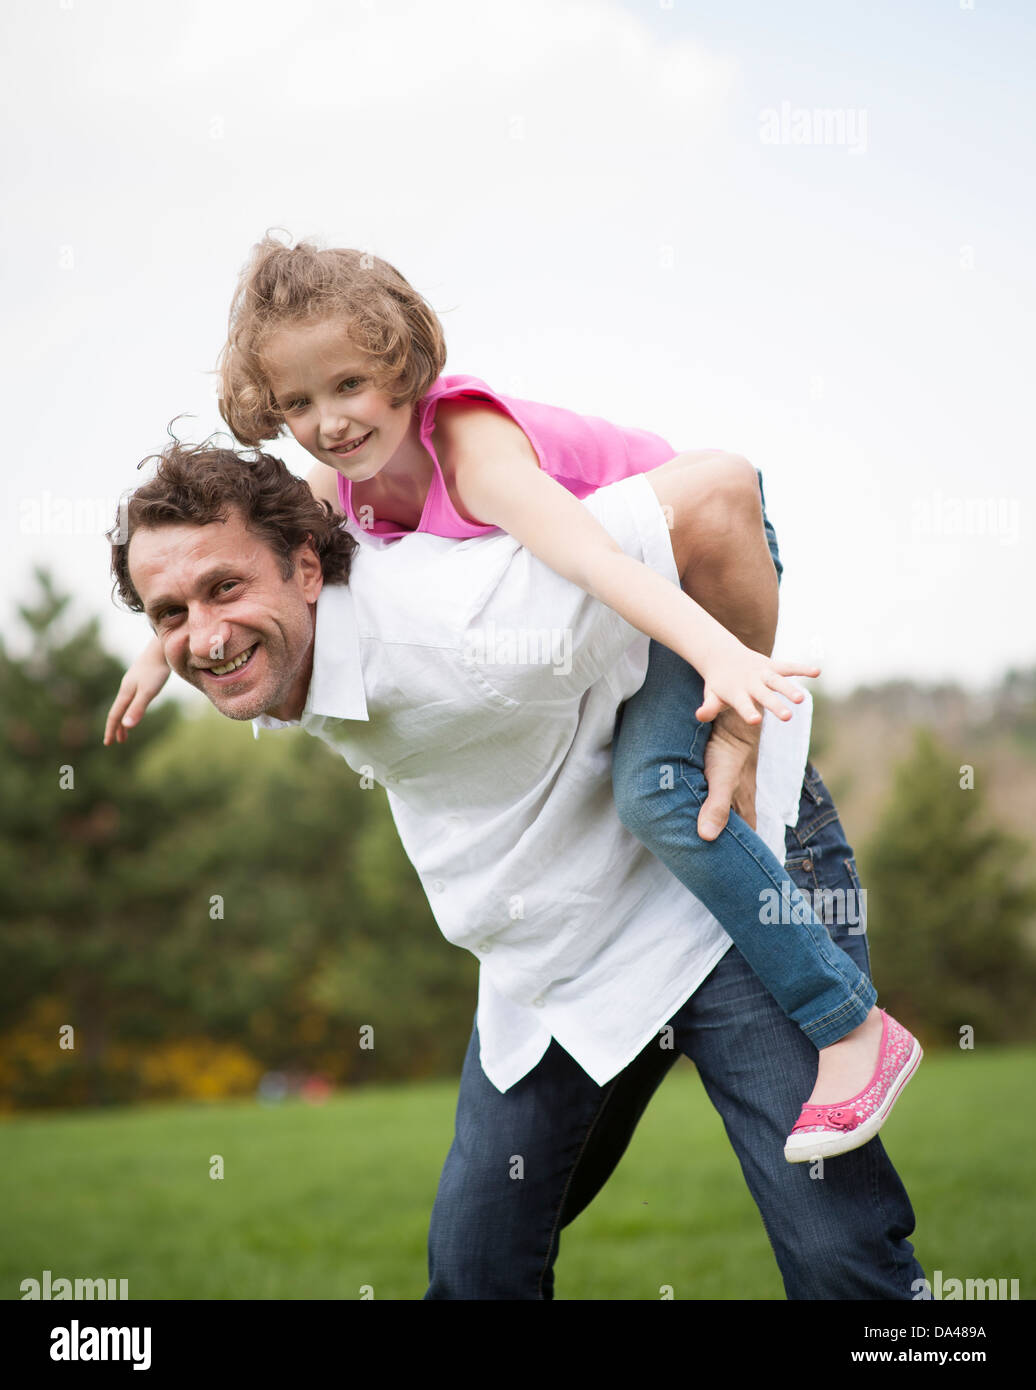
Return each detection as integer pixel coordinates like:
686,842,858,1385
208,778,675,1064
336,374,676,540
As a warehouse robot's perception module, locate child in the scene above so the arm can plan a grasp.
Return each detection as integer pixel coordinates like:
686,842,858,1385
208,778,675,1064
106,236,921,1161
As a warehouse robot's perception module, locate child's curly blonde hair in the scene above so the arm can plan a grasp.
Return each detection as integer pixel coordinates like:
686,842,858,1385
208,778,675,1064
217,233,448,447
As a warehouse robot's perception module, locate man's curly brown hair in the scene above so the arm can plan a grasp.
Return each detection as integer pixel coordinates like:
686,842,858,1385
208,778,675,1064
109,438,357,612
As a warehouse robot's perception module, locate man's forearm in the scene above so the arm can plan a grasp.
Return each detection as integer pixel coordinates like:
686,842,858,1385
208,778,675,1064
680,466,779,657
651,454,785,836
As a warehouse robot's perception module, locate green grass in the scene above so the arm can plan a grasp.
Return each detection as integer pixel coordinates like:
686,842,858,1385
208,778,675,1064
2,1048,1032,1300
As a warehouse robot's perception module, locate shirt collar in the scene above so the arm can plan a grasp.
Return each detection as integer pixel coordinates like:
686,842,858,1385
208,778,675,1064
252,581,369,737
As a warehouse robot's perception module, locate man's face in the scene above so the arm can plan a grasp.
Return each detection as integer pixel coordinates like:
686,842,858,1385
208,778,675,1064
127,508,324,722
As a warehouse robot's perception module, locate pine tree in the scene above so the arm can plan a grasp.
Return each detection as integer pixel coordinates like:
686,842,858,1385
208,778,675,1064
0,569,180,1101
862,726,1036,1044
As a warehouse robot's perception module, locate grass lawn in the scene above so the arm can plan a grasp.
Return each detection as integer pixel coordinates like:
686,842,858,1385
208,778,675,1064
2,1046,1032,1300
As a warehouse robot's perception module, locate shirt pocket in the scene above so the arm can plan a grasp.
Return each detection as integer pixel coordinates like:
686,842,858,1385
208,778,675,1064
458,653,522,712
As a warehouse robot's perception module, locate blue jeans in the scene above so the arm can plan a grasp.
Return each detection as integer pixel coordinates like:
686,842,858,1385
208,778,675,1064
611,639,876,1048
424,768,924,1299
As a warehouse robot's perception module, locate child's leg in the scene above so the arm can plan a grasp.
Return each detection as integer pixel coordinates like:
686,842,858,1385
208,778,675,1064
612,638,876,1049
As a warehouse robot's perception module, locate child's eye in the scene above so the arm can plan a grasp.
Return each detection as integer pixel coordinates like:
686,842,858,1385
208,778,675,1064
338,377,363,392
282,398,307,413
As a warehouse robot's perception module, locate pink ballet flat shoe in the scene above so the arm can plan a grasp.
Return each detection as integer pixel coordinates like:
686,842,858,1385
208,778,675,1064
783,1010,922,1163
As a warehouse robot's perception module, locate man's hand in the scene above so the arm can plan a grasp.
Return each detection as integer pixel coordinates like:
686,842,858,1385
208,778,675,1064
697,708,762,841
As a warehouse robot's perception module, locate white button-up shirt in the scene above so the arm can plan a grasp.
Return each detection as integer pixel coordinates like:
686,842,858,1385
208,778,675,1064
254,474,812,1092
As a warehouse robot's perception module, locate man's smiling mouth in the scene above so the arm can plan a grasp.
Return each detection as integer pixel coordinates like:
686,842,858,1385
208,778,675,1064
206,643,258,677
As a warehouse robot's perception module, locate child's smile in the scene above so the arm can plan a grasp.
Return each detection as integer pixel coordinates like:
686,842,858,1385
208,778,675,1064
328,429,373,459
261,318,426,487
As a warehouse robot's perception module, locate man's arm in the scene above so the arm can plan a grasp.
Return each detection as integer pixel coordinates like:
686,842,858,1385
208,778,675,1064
674,463,779,657
643,455,792,840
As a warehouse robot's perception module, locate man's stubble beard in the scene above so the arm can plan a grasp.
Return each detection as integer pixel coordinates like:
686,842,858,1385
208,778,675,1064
192,634,313,723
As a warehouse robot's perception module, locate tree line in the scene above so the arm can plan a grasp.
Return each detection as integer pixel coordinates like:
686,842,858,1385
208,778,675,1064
1,571,1033,1110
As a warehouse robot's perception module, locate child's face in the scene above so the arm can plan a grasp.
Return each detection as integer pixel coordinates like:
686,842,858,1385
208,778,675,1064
262,317,413,480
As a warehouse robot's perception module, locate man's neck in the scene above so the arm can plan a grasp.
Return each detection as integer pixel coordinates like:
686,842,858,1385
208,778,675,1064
266,627,316,722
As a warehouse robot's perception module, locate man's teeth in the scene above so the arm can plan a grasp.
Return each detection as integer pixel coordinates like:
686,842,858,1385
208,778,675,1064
210,645,254,675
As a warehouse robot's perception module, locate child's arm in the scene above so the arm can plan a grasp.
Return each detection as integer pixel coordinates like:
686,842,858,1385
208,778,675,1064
447,406,813,724
105,464,344,745
103,634,171,744
306,461,344,511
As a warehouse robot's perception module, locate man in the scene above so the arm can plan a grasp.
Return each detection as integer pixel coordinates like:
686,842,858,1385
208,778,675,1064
110,440,924,1300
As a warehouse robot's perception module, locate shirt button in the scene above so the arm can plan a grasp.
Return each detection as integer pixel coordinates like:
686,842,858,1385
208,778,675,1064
431,880,445,894
478,940,492,953
532,997,545,1008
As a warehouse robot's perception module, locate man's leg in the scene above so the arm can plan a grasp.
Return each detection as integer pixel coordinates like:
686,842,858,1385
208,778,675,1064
424,1015,677,1300
425,768,923,1300
670,767,925,1298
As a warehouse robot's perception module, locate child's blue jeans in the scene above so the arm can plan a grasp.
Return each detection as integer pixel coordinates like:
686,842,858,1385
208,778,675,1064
611,644,876,1049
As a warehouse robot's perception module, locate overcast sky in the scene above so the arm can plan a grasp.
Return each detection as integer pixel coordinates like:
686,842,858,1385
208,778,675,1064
2,0,1032,712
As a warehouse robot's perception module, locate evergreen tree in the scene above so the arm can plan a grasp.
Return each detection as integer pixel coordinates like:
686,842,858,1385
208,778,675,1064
862,726,1036,1043
0,570,181,1101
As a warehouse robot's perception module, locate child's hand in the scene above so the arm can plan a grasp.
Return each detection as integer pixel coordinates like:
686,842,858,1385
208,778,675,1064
696,640,819,726
103,642,170,745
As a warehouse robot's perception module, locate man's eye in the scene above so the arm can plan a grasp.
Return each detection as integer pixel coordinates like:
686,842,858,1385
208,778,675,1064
218,581,237,594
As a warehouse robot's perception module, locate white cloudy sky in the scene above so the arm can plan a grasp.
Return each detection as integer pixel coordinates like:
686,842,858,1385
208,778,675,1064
2,0,1032,706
